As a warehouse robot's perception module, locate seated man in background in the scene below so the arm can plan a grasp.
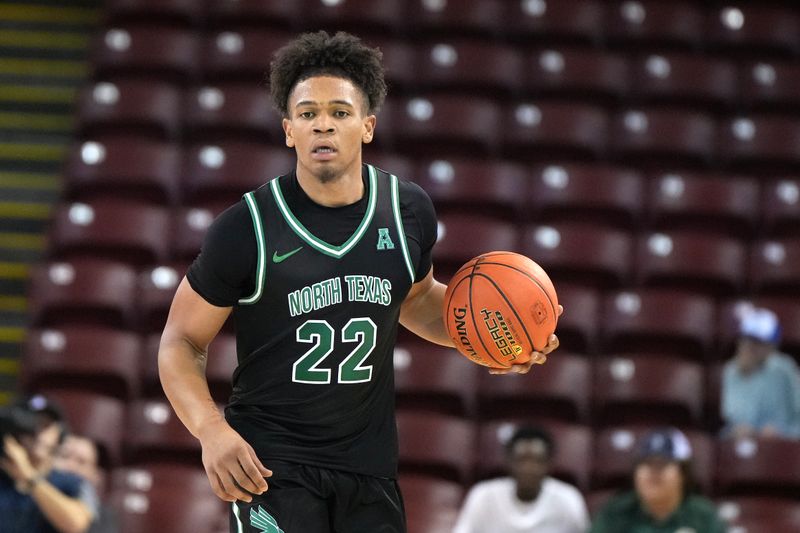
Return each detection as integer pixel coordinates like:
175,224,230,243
722,305,800,439
0,395,96,533
54,435,118,533
453,425,589,533
591,428,724,533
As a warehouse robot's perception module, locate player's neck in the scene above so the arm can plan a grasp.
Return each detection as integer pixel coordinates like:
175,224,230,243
295,161,364,207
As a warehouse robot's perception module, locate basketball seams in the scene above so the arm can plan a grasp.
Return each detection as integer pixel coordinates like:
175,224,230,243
468,269,507,368
474,261,558,320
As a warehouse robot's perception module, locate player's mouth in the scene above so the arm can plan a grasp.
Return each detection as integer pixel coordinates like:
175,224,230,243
311,143,337,161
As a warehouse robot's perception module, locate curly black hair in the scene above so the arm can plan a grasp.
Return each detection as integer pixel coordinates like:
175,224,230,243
269,31,387,117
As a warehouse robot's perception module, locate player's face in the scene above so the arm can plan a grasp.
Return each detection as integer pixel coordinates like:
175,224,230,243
283,76,376,184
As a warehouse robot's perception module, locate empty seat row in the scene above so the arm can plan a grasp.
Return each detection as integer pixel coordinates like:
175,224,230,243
73,86,800,168
101,1,800,57
26,258,800,358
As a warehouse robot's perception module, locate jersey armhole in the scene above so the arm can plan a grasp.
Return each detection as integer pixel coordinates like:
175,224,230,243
390,174,416,284
238,191,267,305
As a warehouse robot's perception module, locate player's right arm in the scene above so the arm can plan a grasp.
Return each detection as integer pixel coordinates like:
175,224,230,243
159,279,271,503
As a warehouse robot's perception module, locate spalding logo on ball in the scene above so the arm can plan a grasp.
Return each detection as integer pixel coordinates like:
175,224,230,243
443,251,559,369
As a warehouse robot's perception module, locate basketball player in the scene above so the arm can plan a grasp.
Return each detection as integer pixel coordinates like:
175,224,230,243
158,31,561,533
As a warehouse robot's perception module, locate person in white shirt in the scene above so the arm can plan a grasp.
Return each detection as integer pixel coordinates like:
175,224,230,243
453,425,589,533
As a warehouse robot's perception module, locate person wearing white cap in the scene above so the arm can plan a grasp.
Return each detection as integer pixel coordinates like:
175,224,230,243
722,306,800,440
590,428,725,533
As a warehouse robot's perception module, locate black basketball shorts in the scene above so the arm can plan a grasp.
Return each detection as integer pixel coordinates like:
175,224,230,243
228,460,406,533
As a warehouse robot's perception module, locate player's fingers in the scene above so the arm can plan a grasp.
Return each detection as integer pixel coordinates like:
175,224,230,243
557,304,564,317
238,456,269,494
542,334,560,354
220,471,254,503
511,362,533,374
244,443,273,479
208,471,236,503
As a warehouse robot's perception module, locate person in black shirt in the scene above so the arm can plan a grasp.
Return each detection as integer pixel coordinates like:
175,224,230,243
158,31,561,533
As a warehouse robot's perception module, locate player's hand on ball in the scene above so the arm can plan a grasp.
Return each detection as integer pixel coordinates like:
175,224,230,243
198,419,273,502
489,305,563,375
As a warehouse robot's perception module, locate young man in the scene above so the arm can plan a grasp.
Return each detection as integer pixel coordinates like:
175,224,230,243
590,428,725,533
453,426,589,533
722,306,800,439
159,31,560,533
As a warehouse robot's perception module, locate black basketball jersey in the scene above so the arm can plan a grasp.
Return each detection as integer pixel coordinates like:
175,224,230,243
221,164,420,478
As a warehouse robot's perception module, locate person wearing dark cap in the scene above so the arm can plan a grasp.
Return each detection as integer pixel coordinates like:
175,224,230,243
722,306,800,440
590,428,725,533
0,395,97,533
453,425,589,533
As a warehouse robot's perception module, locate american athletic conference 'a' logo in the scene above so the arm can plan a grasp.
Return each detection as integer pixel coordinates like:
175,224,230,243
250,506,284,533
376,227,395,250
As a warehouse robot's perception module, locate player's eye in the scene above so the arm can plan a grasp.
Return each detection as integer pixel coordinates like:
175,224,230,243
334,110,350,118
299,111,314,119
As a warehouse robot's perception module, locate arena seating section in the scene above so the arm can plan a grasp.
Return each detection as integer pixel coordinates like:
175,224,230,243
19,1,800,531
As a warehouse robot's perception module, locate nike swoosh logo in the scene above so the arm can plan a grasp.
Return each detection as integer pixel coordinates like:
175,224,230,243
272,246,303,263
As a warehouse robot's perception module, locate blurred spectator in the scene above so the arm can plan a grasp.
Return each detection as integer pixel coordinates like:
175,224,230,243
590,428,724,533
453,425,589,533
54,435,119,533
722,306,800,439
0,395,96,533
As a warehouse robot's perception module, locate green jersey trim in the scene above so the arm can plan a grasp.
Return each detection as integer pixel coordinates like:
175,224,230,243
390,174,415,284
238,191,267,305
270,165,378,259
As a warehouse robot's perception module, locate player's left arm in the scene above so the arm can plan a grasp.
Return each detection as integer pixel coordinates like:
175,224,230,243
399,267,453,347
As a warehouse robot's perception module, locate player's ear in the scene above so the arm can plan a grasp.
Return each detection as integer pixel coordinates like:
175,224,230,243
362,114,376,144
283,117,295,148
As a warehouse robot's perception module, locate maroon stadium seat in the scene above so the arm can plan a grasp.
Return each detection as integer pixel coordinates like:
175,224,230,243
398,474,462,533
476,419,592,492
206,333,238,403
416,157,527,221
171,203,230,263
23,326,142,400
591,425,714,493
502,101,608,161
136,263,184,333
528,162,644,229
633,231,746,297
608,108,715,168
76,80,181,140
204,0,300,29
28,258,138,329
362,38,415,92
749,238,800,297
396,411,475,484
362,151,416,183
605,0,704,49
63,138,181,205
592,355,705,427
407,0,503,38
717,497,800,532
385,95,501,156
432,213,519,278
646,171,759,237
552,283,600,355
522,47,627,103
181,141,293,205
739,60,800,112
302,0,406,34
706,5,800,57
201,28,291,83
718,114,800,172
125,399,203,464
183,83,284,144
600,288,715,360
716,437,800,497
761,178,800,237
521,222,633,288
103,0,201,27
413,40,522,96
91,26,199,84
393,342,478,418
477,351,591,423
505,0,605,44
628,52,737,110
48,200,171,266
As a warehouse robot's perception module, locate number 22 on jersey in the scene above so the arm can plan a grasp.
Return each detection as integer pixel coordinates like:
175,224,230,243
292,318,377,384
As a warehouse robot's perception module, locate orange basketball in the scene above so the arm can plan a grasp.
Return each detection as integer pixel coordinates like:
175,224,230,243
443,251,559,369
